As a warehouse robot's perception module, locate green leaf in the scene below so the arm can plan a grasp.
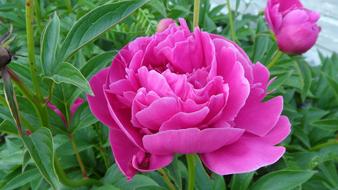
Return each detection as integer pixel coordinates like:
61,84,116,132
0,168,40,190
295,61,312,101
103,164,160,190
21,128,59,189
323,73,338,102
40,13,60,75
47,62,92,94
312,119,338,131
1,68,21,133
251,170,316,190
230,172,254,190
94,184,120,190
148,0,167,17
80,51,115,78
268,71,293,92
0,120,17,135
59,0,149,61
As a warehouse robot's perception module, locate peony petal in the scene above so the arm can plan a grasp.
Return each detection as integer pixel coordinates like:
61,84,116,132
47,101,66,125
109,128,139,179
143,127,244,155
159,107,210,131
105,90,144,149
278,0,303,13
132,151,173,172
204,85,229,123
235,95,283,137
215,49,250,122
201,137,285,175
138,67,174,96
261,115,291,145
87,67,116,127
252,63,270,90
70,98,84,116
135,97,180,130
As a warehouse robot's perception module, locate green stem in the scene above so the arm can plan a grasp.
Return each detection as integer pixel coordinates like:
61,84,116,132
267,49,283,69
25,0,50,128
25,0,41,99
65,0,72,13
193,0,200,28
8,69,49,128
226,0,236,41
159,169,176,190
54,155,101,187
95,124,109,169
69,133,88,178
186,154,196,190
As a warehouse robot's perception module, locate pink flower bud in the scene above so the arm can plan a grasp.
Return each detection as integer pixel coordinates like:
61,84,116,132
156,18,175,33
265,0,320,54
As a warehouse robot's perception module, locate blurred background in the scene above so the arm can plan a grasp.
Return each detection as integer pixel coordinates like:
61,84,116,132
211,0,338,65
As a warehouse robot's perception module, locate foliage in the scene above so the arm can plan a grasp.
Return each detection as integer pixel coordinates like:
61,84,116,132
0,0,337,189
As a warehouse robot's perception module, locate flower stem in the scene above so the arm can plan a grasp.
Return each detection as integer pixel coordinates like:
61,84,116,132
193,0,200,28
25,0,50,128
267,49,283,69
186,154,196,190
226,0,236,41
65,0,72,13
69,133,88,178
159,169,176,190
25,0,41,99
8,69,49,129
54,155,101,187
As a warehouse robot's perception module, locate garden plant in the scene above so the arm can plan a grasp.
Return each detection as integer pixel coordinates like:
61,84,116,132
0,0,337,189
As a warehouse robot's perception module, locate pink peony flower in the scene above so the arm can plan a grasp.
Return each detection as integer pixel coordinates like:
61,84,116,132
47,98,84,127
265,0,320,54
156,18,175,33
87,19,291,179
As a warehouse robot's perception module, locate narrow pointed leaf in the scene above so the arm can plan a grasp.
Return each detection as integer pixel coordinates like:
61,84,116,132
59,0,149,60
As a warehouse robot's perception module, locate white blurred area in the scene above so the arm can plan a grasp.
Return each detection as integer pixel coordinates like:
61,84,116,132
211,0,338,65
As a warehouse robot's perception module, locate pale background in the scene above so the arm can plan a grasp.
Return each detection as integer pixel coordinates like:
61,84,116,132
211,0,338,64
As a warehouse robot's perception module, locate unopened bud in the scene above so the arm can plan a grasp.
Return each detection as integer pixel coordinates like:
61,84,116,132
156,18,175,33
0,47,11,68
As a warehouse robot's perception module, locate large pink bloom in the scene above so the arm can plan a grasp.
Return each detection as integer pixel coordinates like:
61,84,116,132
265,0,320,54
87,19,291,179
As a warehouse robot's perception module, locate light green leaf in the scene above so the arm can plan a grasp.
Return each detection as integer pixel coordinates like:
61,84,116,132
59,0,149,61
48,62,92,94
0,120,17,134
21,128,59,189
251,170,316,190
312,119,338,131
40,12,60,75
1,169,40,190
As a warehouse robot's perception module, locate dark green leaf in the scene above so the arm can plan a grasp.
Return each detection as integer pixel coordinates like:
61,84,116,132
59,0,149,60
230,172,254,190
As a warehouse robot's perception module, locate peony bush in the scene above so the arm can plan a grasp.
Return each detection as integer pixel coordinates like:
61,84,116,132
0,0,337,190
